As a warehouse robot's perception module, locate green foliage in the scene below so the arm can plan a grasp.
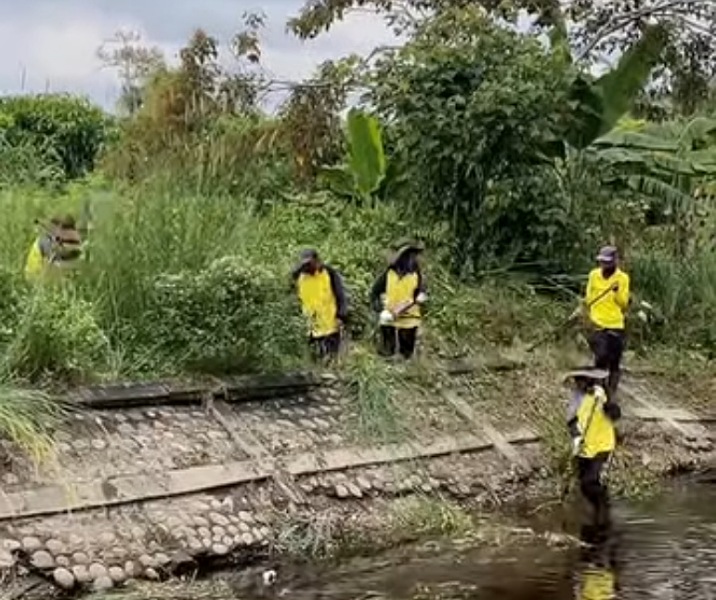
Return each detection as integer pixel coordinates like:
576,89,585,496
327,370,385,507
0,382,64,462
3,285,109,382
565,25,667,150
144,257,305,373
319,108,388,204
372,8,578,274
0,94,111,181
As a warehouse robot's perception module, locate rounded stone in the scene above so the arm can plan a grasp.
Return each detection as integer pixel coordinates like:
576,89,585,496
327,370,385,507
138,554,157,569
89,562,109,580
124,560,140,579
71,552,90,566
227,525,238,536
240,533,254,546
211,526,226,538
335,484,349,499
0,549,16,569
91,439,107,451
1,538,21,552
209,512,229,527
193,516,210,528
98,532,117,546
55,555,71,568
53,567,75,590
238,522,251,533
222,536,233,546
46,539,66,556
31,550,55,570
347,483,363,498
108,566,126,583
154,553,171,567
22,537,43,552
93,575,114,591
187,538,203,552
237,511,254,524
144,567,160,581
212,544,229,556
72,565,92,584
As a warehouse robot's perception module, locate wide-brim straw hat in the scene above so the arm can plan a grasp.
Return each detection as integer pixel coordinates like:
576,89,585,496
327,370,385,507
563,366,609,383
389,239,425,265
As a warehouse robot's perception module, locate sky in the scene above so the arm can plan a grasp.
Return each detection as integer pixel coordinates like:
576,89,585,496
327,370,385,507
0,0,399,110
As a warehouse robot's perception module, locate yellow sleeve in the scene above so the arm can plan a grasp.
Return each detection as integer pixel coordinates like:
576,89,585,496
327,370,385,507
616,273,630,310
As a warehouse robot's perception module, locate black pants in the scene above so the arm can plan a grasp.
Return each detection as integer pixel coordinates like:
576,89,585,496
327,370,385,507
309,332,341,361
578,453,611,527
589,329,625,400
381,326,418,359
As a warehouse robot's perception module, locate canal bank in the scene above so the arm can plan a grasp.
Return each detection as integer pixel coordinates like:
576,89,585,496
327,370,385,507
1,368,715,597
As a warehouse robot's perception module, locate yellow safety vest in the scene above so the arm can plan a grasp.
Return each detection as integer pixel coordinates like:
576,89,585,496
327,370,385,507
385,269,421,329
579,567,616,600
24,239,47,281
297,269,339,338
587,268,630,330
576,387,616,458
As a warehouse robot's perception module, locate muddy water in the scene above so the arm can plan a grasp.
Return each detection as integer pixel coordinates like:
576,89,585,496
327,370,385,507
231,480,716,600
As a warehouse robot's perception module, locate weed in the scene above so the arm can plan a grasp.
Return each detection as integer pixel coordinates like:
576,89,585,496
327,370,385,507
0,382,64,462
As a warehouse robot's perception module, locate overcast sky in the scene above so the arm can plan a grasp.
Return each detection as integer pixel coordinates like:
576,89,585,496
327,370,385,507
0,0,398,110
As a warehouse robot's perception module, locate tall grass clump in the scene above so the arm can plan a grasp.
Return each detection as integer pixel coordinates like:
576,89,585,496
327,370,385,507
632,251,716,353
0,382,65,461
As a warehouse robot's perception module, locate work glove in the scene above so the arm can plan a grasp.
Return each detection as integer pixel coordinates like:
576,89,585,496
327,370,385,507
571,436,583,457
416,292,428,304
379,309,394,325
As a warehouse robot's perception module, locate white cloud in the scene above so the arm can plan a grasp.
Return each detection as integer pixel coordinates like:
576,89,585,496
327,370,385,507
0,0,399,110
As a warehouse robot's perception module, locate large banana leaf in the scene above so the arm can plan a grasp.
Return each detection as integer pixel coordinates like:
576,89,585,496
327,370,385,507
593,25,667,139
346,108,386,199
566,25,667,151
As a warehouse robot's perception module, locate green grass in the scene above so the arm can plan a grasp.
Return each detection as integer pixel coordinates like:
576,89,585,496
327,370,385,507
0,381,64,461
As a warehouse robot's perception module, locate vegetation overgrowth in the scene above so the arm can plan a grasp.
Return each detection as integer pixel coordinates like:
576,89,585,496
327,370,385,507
0,4,714,459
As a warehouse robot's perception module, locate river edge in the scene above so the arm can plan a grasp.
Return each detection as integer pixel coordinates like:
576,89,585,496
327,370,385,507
1,369,715,598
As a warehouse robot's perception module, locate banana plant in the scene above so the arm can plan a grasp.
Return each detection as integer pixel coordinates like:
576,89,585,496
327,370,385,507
547,23,668,153
319,108,388,205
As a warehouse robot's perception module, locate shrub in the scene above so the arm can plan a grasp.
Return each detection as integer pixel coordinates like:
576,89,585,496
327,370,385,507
3,284,110,382
0,94,111,181
143,256,305,373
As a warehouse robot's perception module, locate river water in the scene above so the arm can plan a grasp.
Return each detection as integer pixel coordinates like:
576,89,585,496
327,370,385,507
220,479,716,600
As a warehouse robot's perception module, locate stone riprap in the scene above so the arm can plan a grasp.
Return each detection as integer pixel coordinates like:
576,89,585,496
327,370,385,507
0,372,714,594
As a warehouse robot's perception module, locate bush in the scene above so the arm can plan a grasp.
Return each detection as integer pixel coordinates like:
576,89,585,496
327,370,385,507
3,285,110,382
0,95,111,181
143,257,305,373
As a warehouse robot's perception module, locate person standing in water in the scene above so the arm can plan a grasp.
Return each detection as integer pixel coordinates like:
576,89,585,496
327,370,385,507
566,367,621,529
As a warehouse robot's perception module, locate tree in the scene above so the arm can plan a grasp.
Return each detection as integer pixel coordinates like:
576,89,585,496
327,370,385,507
97,30,165,116
371,7,578,274
289,0,715,115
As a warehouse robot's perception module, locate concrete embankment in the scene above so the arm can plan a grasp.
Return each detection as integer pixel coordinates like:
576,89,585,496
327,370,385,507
0,371,714,596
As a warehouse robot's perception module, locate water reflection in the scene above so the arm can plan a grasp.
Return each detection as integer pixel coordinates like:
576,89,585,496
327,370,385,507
576,524,618,600
129,481,714,600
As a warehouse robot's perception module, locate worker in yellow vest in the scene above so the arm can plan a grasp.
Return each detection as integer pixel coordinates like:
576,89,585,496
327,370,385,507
25,215,82,281
292,249,348,361
584,246,630,400
566,367,621,529
370,240,427,359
